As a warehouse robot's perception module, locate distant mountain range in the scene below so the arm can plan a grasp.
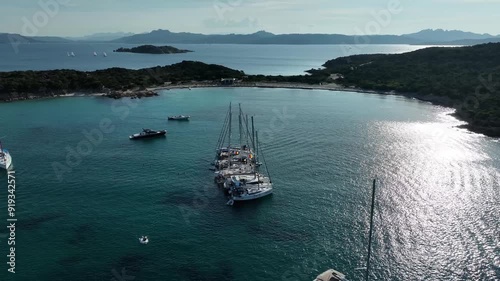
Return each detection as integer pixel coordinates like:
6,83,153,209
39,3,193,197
1,29,499,45
404,29,497,42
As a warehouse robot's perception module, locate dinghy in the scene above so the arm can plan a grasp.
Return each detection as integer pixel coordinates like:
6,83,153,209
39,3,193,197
139,236,149,244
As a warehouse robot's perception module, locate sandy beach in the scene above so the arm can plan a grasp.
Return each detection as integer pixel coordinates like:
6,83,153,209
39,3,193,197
146,81,385,95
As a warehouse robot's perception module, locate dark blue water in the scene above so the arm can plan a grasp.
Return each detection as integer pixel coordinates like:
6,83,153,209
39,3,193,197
0,88,499,280
0,43,430,75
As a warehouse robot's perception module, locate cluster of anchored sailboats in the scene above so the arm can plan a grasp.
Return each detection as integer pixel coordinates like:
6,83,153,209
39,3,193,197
212,103,273,206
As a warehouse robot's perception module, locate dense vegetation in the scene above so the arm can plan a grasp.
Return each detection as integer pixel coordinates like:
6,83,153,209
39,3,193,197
0,61,244,100
320,43,500,137
114,45,192,54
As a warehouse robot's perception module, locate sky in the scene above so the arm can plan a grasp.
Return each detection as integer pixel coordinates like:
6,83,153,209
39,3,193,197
1,0,500,37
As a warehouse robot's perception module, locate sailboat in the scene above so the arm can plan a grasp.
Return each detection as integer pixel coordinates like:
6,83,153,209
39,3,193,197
314,269,347,281
314,179,378,281
0,141,12,170
213,103,273,205
227,130,273,204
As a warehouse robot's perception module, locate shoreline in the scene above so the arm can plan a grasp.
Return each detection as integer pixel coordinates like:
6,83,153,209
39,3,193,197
0,81,496,138
146,81,381,94
143,82,500,139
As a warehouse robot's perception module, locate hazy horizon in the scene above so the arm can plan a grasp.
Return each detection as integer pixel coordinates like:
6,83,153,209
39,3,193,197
3,28,500,39
1,0,500,37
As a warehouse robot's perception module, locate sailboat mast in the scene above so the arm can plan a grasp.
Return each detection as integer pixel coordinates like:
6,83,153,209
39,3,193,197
245,114,250,146
228,103,232,149
239,104,243,147
251,116,255,152
365,179,377,281
0,141,4,161
255,131,259,167
256,131,260,186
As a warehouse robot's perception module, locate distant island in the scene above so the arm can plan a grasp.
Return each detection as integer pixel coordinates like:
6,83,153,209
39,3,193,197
114,45,192,54
1,43,500,137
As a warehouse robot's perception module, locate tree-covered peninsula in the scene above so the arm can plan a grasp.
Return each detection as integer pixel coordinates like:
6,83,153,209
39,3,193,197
316,43,500,137
114,45,192,54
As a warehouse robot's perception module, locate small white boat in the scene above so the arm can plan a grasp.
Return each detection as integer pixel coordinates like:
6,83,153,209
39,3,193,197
0,141,12,170
313,269,348,281
70,52,75,57
67,52,70,57
139,236,149,244
93,52,98,56
103,52,107,57
168,115,190,121
0,149,12,170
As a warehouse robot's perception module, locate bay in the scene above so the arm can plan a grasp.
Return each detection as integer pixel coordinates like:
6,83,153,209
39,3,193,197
0,88,499,280
0,43,432,75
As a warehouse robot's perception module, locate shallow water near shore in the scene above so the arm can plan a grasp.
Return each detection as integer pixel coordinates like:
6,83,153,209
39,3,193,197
0,88,499,280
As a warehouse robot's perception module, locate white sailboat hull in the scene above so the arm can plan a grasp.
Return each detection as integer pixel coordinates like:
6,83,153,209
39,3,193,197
232,185,273,201
0,149,12,170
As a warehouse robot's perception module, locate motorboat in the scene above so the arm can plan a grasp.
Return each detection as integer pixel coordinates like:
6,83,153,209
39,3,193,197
129,128,166,140
168,115,190,121
0,141,12,170
139,236,149,244
0,149,12,170
313,269,348,281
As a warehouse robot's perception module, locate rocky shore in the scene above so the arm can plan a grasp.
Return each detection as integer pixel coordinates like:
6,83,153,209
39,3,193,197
104,89,159,99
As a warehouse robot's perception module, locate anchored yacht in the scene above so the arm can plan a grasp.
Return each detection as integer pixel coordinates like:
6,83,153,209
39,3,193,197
0,141,12,170
129,128,167,140
168,115,190,121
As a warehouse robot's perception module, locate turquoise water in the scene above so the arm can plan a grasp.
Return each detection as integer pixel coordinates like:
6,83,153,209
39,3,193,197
0,43,431,75
0,88,499,280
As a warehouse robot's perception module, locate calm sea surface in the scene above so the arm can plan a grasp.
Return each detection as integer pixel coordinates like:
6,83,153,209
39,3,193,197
0,43,433,75
0,88,499,280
